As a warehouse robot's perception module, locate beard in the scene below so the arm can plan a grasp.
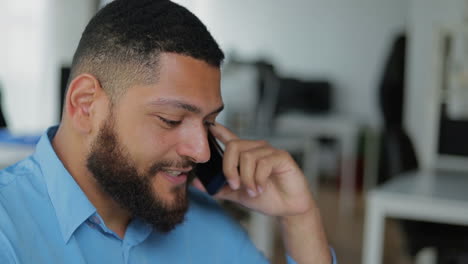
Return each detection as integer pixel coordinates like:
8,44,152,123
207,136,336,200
86,116,195,233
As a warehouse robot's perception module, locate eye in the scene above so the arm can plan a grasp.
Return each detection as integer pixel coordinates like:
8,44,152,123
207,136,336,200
158,116,182,127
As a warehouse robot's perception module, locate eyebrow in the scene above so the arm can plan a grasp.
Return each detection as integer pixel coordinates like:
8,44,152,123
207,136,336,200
147,98,224,116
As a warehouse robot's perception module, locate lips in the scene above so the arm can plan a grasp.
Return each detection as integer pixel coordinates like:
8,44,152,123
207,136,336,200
161,168,191,185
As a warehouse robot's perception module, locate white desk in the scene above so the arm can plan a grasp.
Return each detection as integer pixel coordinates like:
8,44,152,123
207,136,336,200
362,170,468,264
274,113,359,214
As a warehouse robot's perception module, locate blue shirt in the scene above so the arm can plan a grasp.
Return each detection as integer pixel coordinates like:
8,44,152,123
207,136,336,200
0,127,336,263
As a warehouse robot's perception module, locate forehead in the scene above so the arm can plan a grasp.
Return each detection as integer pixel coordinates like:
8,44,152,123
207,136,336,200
117,53,223,114
156,52,221,94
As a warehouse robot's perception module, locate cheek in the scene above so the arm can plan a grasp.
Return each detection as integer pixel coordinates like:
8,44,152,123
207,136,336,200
126,125,178,166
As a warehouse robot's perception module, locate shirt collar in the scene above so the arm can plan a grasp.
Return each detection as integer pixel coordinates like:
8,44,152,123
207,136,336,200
33,126,96,243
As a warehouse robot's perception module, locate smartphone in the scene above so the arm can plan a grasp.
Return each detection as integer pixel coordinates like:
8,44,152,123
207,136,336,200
195,132,227,195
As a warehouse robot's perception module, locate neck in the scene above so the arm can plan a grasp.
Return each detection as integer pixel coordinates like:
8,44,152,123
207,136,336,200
52,125,131,239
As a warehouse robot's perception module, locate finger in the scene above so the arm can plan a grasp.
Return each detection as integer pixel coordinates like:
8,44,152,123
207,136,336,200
223,139,268,190
239,150,257,197
209,122,239,145
239,146,275,197
254,154,275,194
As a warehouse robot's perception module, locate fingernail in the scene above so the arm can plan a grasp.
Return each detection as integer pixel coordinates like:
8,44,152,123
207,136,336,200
257,186,263,194
228,179,239,190
247,189,257,197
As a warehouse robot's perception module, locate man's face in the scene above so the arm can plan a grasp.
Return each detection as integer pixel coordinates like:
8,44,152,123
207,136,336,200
86,53,223,232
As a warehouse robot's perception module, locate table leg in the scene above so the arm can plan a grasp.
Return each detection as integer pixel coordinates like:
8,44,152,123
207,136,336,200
249,212,275,259
302,137,319,196
363,194,385,264
338,133,357,215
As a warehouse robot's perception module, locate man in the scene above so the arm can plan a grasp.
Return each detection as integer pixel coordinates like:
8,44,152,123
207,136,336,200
0,0,336,263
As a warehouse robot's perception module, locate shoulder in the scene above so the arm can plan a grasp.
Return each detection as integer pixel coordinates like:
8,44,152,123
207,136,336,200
187,187,233,220
0,156,41,190
186,187,245,235
187,187,223,212
180,188,268,262
0,157,46,207
0,156,48,238
0,158,42,264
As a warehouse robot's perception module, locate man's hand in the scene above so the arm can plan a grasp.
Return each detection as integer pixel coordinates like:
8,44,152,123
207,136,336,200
192,123,332,263
202,123,314,217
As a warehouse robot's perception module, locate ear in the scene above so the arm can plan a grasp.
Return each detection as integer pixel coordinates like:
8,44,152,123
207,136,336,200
64,74,107,134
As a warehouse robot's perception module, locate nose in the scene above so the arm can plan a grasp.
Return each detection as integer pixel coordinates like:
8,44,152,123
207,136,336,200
176,127,211,164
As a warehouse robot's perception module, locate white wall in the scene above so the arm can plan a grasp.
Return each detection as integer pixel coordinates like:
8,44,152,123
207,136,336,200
2,0,408,132
0,0,94,133
1,1,50,133
182,0,408,127
405,0,466,168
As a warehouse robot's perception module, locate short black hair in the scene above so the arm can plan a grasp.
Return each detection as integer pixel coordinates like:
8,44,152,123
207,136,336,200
70,0,224,102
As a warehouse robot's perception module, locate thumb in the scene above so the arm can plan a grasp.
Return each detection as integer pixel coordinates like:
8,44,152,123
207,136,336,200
212,185,239,201
191,178,208,193
191,178,238,200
